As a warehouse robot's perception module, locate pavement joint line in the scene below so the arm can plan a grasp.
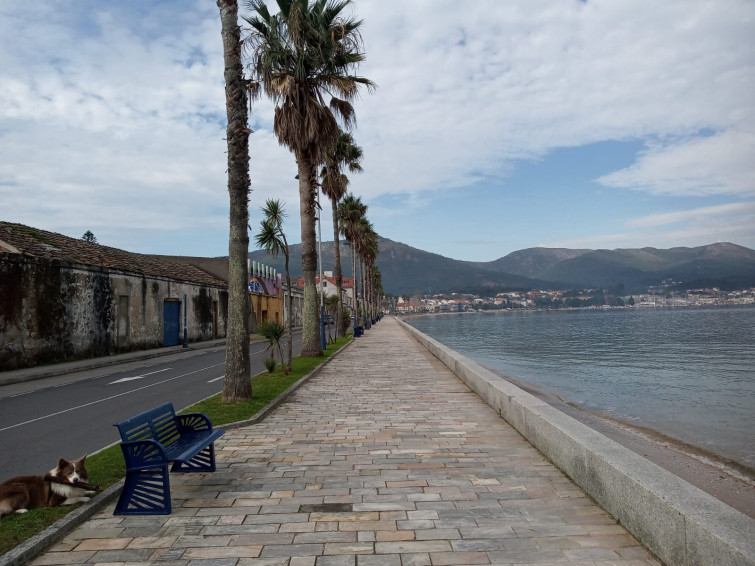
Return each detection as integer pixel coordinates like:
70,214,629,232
0,335,354,566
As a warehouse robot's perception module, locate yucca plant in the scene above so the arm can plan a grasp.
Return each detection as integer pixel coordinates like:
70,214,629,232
257,321,288,375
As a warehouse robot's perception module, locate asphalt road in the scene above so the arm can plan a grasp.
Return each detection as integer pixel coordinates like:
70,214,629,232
0,333,303,480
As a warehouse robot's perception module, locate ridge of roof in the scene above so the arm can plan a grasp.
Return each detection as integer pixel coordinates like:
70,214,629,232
0,221,227,288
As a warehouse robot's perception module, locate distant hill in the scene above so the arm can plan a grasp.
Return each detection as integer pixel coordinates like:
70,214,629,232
465,248,590,278
249,237,547,295
485,243,755,291
249,239,755,295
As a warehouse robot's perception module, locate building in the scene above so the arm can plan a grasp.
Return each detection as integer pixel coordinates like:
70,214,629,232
0,222,229,371
157,255,303,329
248,260,284,326
296,271,356,312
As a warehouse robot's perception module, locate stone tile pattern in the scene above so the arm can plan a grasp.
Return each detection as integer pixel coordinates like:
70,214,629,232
30,317,661,566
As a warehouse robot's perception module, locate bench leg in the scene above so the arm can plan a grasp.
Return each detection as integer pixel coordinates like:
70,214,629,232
171,443,217,473
114,465,171,515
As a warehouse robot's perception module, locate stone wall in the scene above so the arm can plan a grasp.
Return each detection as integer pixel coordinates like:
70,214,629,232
0,255,228,371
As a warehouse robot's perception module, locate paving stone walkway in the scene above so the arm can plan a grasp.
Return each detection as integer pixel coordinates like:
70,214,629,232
31,317,660,566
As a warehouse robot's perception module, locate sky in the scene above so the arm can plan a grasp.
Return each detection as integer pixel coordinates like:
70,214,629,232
1,1,753,263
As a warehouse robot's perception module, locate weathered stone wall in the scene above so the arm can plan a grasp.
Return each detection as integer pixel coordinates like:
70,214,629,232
284,285,304,328
0,255,228,371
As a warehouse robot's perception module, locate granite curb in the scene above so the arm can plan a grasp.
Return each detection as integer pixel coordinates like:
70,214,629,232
397,317,755,566
0,337,354,566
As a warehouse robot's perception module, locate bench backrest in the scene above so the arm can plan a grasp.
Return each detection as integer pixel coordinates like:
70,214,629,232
114,402,181,447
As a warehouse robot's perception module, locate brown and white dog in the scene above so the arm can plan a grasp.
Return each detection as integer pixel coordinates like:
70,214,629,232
0,456,95,516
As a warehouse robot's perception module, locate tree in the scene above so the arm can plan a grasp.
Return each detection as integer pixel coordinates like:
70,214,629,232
321,129,364,338
326,293,340,343
244,0,375,356
219,0,252,402
338,193,367,332
362,227,379,322
352,217,376,327
257,321,286,372
81,230,97,243
255,199,292,373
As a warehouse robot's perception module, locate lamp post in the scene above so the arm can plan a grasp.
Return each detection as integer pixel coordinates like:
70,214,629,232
343,239,359,337
315,187,326,351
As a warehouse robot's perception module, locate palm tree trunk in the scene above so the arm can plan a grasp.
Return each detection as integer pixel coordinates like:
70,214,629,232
331,198,344,338
351,243,357,331
297,153,322,356
219,0,252,402
284,251,292,372
359,258,368,328
366,261,372,328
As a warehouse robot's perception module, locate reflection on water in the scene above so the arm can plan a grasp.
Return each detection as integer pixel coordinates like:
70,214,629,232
407,307,755,467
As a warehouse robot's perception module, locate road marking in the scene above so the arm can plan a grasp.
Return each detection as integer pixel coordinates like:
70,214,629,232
208,375,224,383
109,368,171,385
0,362,224,433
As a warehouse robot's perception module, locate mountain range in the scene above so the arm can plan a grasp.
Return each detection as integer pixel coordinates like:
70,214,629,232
248,238,755,296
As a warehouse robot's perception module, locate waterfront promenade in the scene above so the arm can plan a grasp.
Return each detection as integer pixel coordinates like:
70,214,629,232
28,317,659,566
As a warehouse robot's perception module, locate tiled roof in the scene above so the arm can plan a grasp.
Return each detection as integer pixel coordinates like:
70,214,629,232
0,222,226,287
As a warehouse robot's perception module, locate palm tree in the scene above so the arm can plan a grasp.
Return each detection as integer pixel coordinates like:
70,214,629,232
371,265,383,316
338,193,367,332
326,293,340,343
219,0,252,402
255,199,292,373
244,0,375,356
361,227,379,323
352,216,374,328
321,129,363,338
257,321,286,372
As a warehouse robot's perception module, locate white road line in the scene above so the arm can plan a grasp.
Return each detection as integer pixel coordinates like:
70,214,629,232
207,375,224,383
109,368,171,385
0,362,224,433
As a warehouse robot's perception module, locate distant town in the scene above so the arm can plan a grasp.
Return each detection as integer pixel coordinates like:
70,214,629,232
392,285,755,313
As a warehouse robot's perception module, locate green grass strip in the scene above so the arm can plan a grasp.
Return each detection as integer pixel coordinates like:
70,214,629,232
0,336,351,556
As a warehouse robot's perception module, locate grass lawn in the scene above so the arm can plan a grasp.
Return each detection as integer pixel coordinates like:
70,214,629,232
0,336,351,557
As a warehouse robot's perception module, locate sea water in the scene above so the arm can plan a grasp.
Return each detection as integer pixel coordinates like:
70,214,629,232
406,307,755,468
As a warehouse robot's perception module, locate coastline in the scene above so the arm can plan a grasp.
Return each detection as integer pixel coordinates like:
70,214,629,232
496,370,755,518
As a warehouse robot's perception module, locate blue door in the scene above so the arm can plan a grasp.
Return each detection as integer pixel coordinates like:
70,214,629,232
163,300,180,346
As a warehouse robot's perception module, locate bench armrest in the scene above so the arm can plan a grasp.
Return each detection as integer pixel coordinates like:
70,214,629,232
120,439,169,470
176,412,214,433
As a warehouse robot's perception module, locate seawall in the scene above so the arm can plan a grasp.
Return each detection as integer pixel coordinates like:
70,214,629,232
397,317,755,566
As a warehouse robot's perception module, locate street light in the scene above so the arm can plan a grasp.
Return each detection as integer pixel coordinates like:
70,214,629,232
315,187,326,352
343,239,359,337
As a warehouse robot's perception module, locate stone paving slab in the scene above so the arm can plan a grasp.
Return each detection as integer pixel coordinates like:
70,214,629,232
28,317,661,566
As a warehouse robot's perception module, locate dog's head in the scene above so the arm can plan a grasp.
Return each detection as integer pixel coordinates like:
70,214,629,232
51,455,88,485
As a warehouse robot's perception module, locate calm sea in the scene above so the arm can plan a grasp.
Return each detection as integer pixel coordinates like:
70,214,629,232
406,307,755,468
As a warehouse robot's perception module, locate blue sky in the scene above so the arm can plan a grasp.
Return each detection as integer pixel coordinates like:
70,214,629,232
1,1,753,263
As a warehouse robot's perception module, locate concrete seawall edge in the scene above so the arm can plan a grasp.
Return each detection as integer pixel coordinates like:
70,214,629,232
397,317,755,566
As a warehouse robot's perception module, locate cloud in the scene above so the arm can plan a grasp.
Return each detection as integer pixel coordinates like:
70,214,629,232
552,202,755,250
598,131,755,197
1,0,754,256
627,202,755,228
352,0,755,199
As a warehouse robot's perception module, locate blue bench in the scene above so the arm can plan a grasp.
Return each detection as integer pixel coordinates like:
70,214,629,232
113,402,225,515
